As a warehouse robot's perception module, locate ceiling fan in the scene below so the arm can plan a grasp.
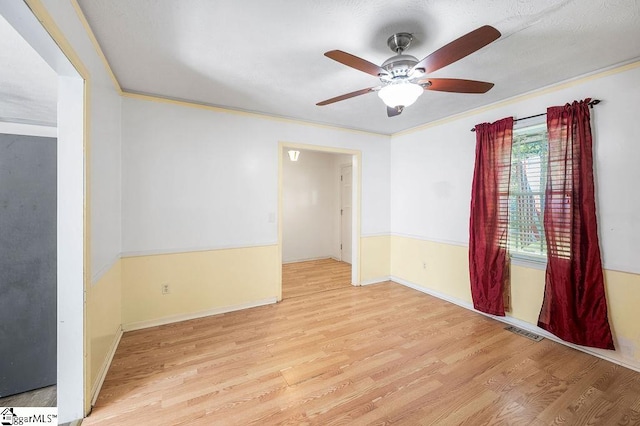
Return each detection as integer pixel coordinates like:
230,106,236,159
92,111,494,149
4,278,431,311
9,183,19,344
316,25,501,117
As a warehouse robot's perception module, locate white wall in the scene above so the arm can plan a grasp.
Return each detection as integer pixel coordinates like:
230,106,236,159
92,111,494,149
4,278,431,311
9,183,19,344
391,64,640,275
121,97,390,256
282,150,352,263
28,0,123,283
90,81,122,281
0,122,56,137
283,150,337,262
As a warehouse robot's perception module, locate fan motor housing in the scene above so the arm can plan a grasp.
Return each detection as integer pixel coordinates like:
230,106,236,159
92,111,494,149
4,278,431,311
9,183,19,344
381,54,419,80
381,33,420,81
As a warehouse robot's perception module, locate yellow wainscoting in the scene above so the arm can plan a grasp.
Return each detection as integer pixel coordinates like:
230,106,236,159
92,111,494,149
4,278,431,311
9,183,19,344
510,266,640,362
360,235,391,283
604,269,640,360
390,235,472,303
87,259,122,399
121,245,280,328
390,235,640,367
509,265,545,324
507,266,640,361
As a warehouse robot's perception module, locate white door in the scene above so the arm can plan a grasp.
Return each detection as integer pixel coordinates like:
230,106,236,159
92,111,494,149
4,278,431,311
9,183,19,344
340,164,353,264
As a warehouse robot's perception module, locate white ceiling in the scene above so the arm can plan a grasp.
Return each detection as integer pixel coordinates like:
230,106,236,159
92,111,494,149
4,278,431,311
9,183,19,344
0,14,57,127
3,1,640,135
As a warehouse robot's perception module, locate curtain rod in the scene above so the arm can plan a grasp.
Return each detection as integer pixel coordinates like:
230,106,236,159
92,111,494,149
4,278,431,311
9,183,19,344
470,99,601,132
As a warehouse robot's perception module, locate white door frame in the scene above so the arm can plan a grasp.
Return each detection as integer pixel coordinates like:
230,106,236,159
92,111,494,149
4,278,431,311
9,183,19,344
339,163,353,264
277,142,362,301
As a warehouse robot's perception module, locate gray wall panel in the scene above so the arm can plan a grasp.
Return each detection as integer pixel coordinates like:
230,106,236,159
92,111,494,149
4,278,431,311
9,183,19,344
0,133,56,397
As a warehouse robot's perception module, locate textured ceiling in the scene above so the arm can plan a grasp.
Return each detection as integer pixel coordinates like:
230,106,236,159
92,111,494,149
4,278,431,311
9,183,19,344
4,1,640,135
77,0,640,134
0,15,57,127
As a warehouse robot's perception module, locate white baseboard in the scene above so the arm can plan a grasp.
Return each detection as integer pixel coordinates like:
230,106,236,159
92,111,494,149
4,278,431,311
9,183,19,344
391,276,474,309
390,276,640,373
122,297,278,332
359,276,391,286
91,325,123,406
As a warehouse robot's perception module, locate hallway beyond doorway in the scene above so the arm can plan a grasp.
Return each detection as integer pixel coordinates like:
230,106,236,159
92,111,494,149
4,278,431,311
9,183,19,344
282,258,351,299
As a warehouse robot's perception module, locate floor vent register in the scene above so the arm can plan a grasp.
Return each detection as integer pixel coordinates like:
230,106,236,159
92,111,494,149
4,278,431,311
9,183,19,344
504,325,544,342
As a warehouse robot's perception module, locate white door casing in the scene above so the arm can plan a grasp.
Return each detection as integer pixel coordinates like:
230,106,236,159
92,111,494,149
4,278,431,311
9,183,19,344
340,164,352,264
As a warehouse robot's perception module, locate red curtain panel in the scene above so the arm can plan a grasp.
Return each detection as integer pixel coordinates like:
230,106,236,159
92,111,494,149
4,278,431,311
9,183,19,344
469,117,513,316
538,99,614,350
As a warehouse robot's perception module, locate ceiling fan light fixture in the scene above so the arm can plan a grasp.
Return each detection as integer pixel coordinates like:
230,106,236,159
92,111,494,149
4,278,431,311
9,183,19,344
377,82,423,108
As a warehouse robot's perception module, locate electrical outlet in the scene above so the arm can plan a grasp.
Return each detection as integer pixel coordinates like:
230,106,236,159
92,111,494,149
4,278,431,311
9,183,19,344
162,283,170,295
422,261,427,270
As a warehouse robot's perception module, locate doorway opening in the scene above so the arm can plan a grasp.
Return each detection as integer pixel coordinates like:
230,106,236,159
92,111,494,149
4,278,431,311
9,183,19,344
0,12,58,409
1,3,87,423
279,145,361,300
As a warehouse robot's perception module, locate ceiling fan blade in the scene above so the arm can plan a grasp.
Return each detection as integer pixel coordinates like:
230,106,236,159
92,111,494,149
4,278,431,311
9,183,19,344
412,25,501,74
422,78,494,94
325,50,387,77
387,106,403,117
316,87,377,106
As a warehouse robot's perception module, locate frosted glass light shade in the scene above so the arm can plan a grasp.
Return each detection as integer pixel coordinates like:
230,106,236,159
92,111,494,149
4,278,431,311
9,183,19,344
378,83,423,108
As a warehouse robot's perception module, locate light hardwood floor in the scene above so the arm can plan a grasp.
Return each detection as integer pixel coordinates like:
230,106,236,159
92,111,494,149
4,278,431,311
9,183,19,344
84,277,640,425
282,258,352,299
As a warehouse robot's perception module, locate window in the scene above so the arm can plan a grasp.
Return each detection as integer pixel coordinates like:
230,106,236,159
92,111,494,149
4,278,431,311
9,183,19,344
507,123,548,261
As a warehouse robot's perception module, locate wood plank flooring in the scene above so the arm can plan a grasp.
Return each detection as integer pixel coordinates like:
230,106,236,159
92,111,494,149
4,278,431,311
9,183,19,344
84,279,640,425
282,258,352,299
0,385,56,407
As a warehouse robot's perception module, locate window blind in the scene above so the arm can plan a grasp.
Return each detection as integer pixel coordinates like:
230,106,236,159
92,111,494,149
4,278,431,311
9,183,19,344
507,124,548,258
